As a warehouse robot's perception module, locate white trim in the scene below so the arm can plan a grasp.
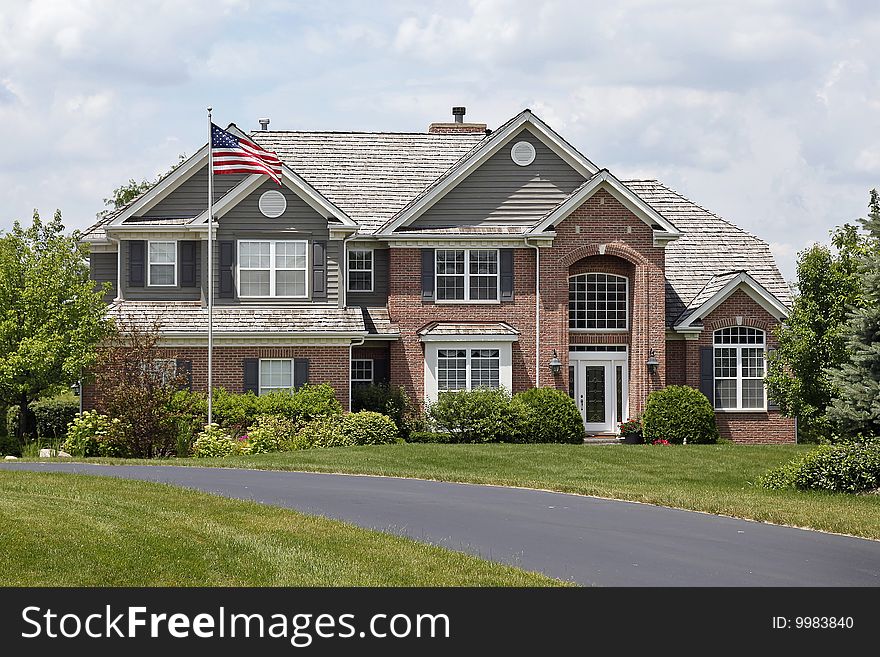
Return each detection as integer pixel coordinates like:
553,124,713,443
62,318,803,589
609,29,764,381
258,189,287,218
434,248,501,303
350,358,374,384
675,272,789,330
530,169,681,237
378,111,600,234
419,332,519,343
568,348,629,434
568,272,630,332
258,358,294,395
147,240,177,287
424,341,513,403
347,247,374,293
237,239,309,299
384,235,554,248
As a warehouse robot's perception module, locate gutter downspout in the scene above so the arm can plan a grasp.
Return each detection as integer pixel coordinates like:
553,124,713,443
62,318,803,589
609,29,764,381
524,237,540,388
349,336,365,411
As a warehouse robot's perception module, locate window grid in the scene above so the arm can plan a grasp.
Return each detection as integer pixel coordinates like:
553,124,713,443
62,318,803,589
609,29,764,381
436,250,499,302
148,241,177,287
569,274,628,330
259,359,293,394
239,240,307,298
437,349,467,391
437,348,500,392
348,249,374,292
713,327,766,410
351,359,373,386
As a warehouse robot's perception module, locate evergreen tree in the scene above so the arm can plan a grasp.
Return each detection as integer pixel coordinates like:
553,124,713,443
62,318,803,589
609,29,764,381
827,190,880,438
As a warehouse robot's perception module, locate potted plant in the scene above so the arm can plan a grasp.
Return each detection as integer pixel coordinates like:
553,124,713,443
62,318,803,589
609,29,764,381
618,417,643,444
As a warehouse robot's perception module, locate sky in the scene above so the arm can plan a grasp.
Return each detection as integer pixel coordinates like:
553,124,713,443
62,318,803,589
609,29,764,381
1,0,879,282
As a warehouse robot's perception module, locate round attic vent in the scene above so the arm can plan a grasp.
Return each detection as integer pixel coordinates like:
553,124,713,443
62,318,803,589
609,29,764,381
510,140,536,166
258,190,287,218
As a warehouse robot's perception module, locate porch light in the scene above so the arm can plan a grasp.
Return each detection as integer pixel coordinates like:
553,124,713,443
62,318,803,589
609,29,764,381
548,350,563,376
646,349,659,374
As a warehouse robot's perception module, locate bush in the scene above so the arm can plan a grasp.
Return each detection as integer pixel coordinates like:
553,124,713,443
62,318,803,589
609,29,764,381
341,411,398,446
192,424,238,458
63,411,128,458
513,388,585,444
0,433,21,457
32,395,80,441
406,431,453,444
212,385,342,437
6,405,35,439
427,388,523,443
297,417,353,449
642,386,719,445
761,443,880,493
167,390,208,457
352,384,424,439
243,415,298,454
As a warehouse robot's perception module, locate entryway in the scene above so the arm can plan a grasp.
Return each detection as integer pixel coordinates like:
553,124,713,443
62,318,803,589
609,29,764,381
568,347,628,434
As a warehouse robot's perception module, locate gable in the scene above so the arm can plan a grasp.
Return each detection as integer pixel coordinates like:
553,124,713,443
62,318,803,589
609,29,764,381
144,166,247,218
410,127,586,229
219,178,328,235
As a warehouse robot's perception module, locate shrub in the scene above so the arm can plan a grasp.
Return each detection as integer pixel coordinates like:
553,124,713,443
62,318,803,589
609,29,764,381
212,385,342,437
762,443,880,493
341,411,398,445
642,386,719,445
63,411,128,458
427,388,523,443
0,433,21,457
167,390,208,457
297,417,354,449
6,405,34,440
243,415,298,454
192,424,237,458
32,395,80,441
352,383,424,439
513,388,585,444
406,431,453,444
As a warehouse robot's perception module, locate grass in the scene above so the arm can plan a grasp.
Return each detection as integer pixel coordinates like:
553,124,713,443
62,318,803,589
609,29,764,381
81,443,880,540
0,470,563,586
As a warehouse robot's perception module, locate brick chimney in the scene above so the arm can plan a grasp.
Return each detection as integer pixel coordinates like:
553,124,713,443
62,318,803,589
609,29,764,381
429,106,488,134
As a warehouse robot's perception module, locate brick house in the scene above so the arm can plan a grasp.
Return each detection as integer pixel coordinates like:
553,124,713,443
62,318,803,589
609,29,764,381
83,108,794,443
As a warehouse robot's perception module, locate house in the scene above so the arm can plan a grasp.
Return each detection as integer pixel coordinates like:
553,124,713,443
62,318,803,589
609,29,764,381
82,107,795,443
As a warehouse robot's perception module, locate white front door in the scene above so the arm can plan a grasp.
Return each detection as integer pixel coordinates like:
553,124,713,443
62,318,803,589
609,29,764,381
569,350,628,434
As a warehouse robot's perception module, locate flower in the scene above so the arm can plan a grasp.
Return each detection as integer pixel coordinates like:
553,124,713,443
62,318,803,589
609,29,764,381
651,439,670,445
238,434,249,442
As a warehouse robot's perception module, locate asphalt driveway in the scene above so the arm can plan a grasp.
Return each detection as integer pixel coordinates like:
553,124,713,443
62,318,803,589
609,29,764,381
3,461,879,586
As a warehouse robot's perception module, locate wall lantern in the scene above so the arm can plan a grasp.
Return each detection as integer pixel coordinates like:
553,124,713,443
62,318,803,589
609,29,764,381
646,349,659,374
548,350,563,376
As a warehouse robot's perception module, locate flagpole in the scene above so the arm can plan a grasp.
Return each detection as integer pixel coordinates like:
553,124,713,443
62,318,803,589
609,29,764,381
206,107,214,426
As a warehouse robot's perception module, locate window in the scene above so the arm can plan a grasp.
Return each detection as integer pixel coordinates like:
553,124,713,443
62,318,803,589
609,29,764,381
348,249,373,292
148,241,176,286
713,327,766,410
259,359,293,394
238,240,307,298
437,348,499,392
141,359,177,385
436,249,499,302
569,273,628,330
351,359,373,386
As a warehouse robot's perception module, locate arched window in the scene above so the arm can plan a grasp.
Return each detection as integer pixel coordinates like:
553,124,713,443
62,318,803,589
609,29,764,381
713,327,766,410
568,273,628,330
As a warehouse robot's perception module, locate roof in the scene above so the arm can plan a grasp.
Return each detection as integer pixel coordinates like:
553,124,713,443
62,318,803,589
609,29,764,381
674,271,789,328
418,321,520,338
623,180,791,326
108,301,398,336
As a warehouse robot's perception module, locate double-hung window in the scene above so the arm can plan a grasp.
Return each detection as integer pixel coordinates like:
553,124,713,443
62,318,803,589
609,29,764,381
238,240,307,298
437,348,500,391
436,249,499,302
568,273,628,330
259,359,293,394
714,327,766,410
348,249,373,292
148,241,177,286
351,359,374,387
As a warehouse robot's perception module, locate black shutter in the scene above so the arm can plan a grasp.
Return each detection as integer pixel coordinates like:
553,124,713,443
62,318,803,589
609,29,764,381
129,240,145,288
373,357,388,385
243,359,259,394
421,249,435,302
179,241,197,287
294,359,310,388
219,240,235,298
500,248,514,302
699,346,714,408
175,359,193,391
767,348,779,411
312,241,326,299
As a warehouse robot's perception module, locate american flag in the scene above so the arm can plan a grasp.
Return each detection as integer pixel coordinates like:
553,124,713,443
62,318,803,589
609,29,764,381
211,123,282,184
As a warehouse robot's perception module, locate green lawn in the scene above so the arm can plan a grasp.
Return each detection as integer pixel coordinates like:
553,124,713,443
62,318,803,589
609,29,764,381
84,443,880,540
0,470,563,586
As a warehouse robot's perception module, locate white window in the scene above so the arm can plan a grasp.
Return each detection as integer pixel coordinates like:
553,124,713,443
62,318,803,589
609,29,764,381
569,273,628,330
141,359,177,385
436,249,499,302
714,327,766,410
259,359,293,394
436,348,500,392
351,359,374,386
238,240,307,298
148,241,177,286
348,249,373,292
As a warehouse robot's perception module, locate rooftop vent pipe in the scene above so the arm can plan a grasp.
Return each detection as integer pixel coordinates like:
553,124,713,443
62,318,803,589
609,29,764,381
258,118,270,131
452,107,466,123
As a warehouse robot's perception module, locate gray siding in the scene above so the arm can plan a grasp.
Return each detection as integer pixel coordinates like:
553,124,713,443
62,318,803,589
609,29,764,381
414,127,586,228
122,240,202,301
144,167,246,218
90,252,117,302
346,247,388,307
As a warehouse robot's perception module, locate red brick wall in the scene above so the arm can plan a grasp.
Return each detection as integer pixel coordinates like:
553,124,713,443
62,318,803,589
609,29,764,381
665,339,686,386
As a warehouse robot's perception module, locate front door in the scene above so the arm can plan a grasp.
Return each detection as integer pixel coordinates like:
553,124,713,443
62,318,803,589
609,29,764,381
569,351,628,434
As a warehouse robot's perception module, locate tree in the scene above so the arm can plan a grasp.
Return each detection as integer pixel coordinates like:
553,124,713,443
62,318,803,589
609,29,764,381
827,190,880,438
0,210,112,439
765,223,868,441
97,153,187,218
